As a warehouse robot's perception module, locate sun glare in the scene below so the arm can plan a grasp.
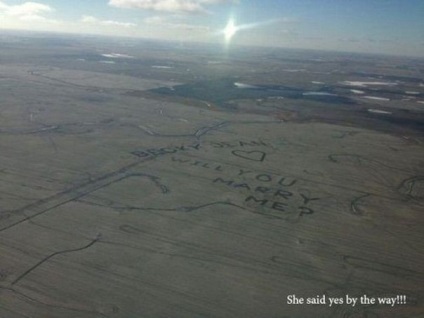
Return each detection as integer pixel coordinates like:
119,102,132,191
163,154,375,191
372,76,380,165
221,17,278,47
224,19,238,43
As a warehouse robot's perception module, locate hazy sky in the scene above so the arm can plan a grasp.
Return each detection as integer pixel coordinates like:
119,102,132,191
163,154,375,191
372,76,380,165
1,0,423,56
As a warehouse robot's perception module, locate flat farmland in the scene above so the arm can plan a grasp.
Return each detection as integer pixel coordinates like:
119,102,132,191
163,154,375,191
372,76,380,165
0,34,423,317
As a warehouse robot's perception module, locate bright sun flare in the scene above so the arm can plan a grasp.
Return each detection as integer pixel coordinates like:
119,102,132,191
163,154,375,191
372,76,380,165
224,19,238,43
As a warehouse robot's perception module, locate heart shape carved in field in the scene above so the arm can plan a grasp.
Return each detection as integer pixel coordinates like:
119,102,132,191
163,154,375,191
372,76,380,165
231,150,266,162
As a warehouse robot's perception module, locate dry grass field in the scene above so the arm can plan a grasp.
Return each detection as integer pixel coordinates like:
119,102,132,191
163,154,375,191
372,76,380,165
0,34,423,317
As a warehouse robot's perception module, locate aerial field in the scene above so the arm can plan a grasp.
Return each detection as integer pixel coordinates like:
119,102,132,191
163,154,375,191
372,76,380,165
0,34,423,317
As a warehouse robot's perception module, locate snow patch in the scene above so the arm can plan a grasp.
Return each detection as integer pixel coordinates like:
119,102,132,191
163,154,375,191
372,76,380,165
303,92,337,96
234,82,258,89
101,53,134,59
283,69,306,73
152,65,173,69
368,109,392,114
341,81,397,87
363,96,390,101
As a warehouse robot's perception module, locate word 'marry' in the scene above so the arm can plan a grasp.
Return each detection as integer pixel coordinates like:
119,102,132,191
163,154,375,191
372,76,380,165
213,176,318,216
